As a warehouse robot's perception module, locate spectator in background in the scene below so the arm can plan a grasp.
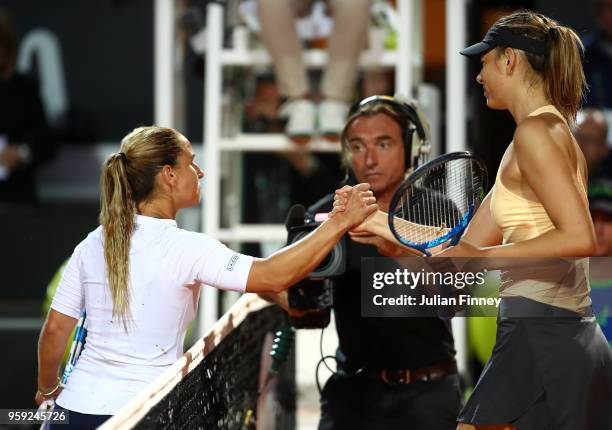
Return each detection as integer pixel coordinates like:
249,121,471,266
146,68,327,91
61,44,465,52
242,74,342,232
588,179,612,346
590,178,612,257
583,0,612,110
257,0,371,143
243,74,286,134
0,9,55,203
574,108,612,180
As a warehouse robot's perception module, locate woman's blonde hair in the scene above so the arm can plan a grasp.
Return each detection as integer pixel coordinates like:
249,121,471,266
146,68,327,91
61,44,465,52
99,126,183,326
494,10,586,123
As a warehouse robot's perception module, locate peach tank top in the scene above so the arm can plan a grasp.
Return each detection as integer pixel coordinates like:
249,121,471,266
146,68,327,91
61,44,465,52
489,105,591,313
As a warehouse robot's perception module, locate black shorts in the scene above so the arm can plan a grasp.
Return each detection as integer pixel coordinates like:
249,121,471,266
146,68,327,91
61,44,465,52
459,297,612,430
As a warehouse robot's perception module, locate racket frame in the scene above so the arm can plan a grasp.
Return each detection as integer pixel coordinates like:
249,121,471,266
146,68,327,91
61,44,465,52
388,151,488,254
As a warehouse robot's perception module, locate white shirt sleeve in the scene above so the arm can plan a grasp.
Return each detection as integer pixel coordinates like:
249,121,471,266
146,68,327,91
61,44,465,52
166,230,254,292
50,246,85,319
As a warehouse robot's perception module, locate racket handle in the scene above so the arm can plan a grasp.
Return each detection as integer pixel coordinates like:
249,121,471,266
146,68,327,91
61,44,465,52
38,399,55,430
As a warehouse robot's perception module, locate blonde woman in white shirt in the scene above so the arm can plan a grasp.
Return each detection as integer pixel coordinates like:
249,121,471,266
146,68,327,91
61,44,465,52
35,126,376,428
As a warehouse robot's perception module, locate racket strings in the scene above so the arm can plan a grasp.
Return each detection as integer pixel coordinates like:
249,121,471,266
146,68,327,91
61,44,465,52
392,158,485,244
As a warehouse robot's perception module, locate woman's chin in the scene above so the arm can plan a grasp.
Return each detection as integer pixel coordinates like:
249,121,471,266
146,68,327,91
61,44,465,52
184,196,201,209
485,99,503,110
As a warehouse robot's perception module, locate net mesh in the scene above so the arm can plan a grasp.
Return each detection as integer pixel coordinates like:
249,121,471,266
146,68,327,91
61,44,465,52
100,295,295,430
391,157,486,245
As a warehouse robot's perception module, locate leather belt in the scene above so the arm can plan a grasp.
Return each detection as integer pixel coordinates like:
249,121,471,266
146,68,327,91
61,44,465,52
370,360,457,385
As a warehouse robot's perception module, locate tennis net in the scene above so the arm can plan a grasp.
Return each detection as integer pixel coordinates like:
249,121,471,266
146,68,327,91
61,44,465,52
99,294,295,429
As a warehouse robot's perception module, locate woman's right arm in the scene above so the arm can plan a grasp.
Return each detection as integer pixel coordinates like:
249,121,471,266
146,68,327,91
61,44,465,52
36,310,78,404
36,248,84,404
343,190,503,254
245,184,377,293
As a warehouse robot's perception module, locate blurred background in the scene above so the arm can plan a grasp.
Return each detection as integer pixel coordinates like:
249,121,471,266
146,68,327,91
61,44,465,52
0,0,610,425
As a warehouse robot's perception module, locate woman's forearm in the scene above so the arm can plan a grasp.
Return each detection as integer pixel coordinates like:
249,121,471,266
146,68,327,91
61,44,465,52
247,183,377,292
365,210,595,259
246,216,348,293
364,211,398,243
37,311,77,390
364,211,441,250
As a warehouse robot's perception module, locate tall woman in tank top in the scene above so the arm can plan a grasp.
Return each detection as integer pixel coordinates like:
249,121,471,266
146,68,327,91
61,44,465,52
442,10,612,430
333,9,612,430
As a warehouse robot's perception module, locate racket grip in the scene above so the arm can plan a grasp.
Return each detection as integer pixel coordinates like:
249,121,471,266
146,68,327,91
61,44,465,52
38,399,56,430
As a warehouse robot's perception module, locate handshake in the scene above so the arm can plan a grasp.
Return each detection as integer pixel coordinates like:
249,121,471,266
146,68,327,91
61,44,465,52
329,184,425,258
328,183,377,230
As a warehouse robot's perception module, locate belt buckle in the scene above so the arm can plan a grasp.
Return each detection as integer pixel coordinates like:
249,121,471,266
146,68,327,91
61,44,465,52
381,369,410,385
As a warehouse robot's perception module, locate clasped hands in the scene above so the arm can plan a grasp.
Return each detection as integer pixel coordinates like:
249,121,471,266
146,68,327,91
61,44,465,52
330,185,425,257
327,183,378,230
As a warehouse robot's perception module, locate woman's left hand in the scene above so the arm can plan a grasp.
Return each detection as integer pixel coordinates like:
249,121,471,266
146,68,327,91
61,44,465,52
329,186,351,218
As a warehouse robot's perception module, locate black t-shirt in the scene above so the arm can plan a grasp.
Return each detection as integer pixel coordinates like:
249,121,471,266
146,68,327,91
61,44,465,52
308,194,456,372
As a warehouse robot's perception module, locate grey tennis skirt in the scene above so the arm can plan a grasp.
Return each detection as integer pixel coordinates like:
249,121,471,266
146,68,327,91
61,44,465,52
458,297,612,430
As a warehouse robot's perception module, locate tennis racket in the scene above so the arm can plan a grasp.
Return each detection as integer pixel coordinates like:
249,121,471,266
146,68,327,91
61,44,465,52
61,311,87,383
388,151,488,255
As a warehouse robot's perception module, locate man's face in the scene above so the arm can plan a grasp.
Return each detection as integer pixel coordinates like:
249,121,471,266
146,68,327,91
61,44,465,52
346,113,406,196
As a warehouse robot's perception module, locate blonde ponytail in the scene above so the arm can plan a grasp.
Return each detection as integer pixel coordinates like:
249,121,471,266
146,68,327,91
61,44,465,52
100,153,135,326
543,25,585,123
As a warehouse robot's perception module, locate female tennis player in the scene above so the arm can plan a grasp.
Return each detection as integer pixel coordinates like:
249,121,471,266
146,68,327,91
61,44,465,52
450,12,611,430
35,126,376,428
334,9,612,430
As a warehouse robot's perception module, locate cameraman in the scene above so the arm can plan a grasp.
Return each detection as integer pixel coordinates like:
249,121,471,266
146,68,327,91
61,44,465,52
309,96,460,429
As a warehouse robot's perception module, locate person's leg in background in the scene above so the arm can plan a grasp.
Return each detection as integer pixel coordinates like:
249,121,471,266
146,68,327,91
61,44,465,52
319,0,371,138
257,0,316,141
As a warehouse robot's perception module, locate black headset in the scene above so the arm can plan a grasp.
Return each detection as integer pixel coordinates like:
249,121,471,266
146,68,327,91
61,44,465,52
342,95,431,173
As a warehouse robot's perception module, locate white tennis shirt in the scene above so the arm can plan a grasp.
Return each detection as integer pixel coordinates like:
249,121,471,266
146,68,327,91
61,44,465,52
50,215,254,415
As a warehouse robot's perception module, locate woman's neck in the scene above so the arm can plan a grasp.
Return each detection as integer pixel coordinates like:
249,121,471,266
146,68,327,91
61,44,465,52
137,199,176,220
506,82,551,124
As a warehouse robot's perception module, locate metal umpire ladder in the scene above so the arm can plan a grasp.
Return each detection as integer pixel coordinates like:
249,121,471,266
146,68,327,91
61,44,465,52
200,0,424,334
153,0,469,384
